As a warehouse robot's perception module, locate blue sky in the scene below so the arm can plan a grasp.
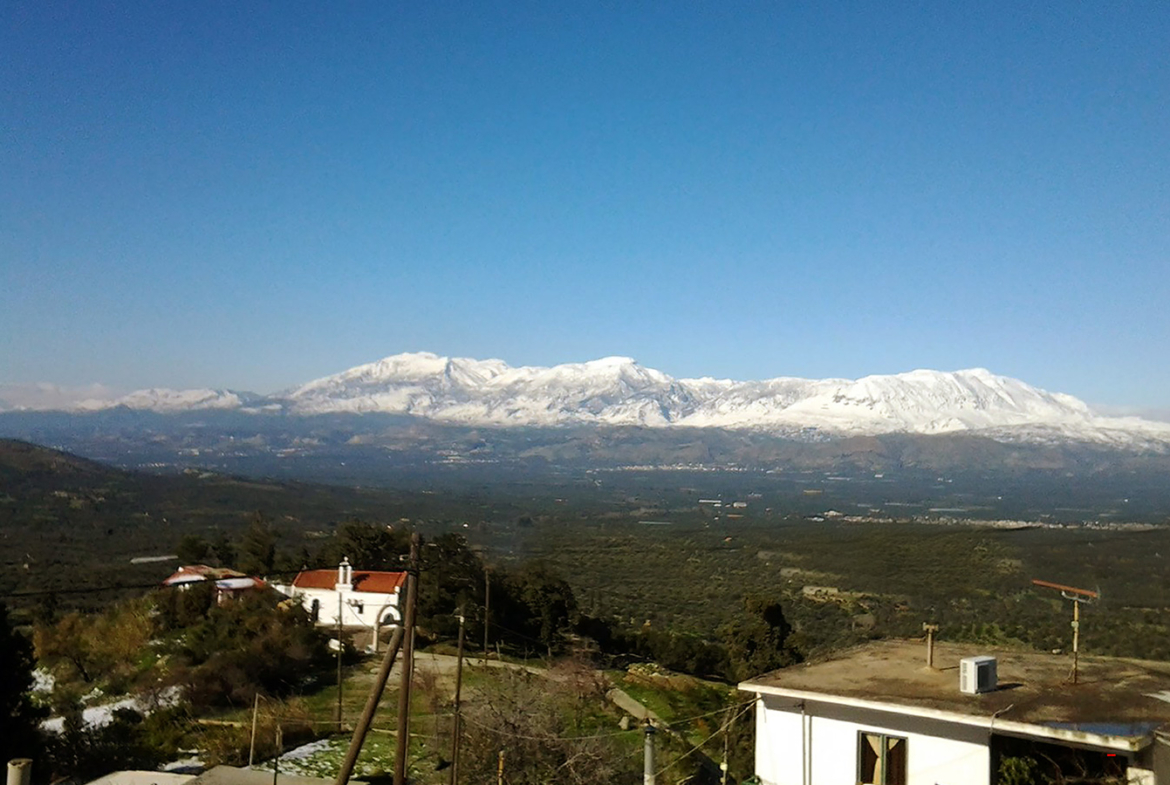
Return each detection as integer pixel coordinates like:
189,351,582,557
2,2,1168,408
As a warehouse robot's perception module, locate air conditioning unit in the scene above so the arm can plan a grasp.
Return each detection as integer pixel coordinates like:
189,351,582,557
960,656,997,694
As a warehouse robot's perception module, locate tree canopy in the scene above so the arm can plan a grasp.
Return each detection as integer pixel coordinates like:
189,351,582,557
0,602,44,764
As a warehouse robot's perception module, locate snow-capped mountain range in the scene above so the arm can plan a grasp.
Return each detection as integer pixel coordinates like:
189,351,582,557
8,352,1170,449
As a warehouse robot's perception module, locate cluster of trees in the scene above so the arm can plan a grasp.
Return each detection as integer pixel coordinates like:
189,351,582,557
304,520,800,680
43,706,189,784
156,587,332,708
35,579,332,713
6,515,804,782
24,574,332,781
580,594,800,682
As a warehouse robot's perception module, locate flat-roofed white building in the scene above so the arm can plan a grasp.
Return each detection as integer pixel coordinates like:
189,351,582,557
740,640,1170,785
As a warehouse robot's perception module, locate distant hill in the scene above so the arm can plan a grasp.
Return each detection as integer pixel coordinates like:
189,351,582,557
0,439,505,605
0,438,118,482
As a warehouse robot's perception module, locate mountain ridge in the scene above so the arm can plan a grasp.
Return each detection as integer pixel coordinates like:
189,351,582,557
5,352,1170,450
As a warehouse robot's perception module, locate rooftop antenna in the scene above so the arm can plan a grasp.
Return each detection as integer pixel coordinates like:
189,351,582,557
1031,579,1099,684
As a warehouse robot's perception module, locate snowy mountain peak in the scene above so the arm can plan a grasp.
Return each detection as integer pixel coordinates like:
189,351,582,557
8,353,1169,449
79,388,249,413
584,355,640,368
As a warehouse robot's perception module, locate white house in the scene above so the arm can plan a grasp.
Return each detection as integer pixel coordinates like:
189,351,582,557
273,559,405,632
740,639,1170,785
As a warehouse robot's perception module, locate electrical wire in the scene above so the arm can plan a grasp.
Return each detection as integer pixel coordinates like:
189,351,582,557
456,710,638,741
453,696,755,744
653,697,756,778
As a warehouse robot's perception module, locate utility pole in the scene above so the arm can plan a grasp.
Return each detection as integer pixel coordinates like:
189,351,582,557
1031,579,1098,685
272,723,282,785
923,623,939,669
334,627,405,785
394,533,421,785
1073,599,1081,683
249,693,261,766
337,592,344,730
448,606,466,785
720,706,732,785
643,719,656,785
496,750,505,785
483,568,491,664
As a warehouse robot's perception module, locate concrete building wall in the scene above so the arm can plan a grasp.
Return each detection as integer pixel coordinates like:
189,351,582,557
754,697,990,785
278,585,401,629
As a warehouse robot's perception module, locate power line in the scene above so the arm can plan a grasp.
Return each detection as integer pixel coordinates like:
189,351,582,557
456,710,638,741
653,698,756,779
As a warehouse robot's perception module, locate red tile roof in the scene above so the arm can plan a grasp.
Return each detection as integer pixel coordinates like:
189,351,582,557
291,569,406,594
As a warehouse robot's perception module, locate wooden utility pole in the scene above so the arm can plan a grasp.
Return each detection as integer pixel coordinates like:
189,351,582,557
923,623,939,669
394,533,421,785
496,750,505,785
272,723,282,785
448,606,466,785
334,626,405,785
249,693,261,766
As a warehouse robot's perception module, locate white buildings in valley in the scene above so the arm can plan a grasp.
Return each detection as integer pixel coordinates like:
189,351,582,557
273,559,405,631
741,639,1170,785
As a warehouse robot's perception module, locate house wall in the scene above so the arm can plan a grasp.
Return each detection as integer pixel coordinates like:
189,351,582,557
755,696,991,785
277,585,401,629
1129,739,1164,785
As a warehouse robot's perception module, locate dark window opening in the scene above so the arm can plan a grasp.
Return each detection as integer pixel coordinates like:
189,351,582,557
858,732,907,785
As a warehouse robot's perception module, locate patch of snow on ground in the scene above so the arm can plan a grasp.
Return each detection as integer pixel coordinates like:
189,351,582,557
275,738,334,761
32,669,55,694
162,756,205,774
40,686,182,733
251,735,397,779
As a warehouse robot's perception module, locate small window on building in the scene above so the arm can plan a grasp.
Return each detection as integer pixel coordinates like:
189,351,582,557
858,733,906,785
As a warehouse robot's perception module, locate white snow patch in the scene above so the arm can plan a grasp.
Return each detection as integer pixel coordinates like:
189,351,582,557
40,686,182,733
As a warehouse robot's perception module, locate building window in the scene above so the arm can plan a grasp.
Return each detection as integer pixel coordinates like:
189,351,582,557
858,733,907,785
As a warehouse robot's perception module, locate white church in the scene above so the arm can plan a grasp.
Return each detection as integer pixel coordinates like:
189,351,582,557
273,558,405,631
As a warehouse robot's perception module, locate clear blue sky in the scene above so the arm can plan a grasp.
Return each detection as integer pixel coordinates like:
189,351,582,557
3,2,1168,407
